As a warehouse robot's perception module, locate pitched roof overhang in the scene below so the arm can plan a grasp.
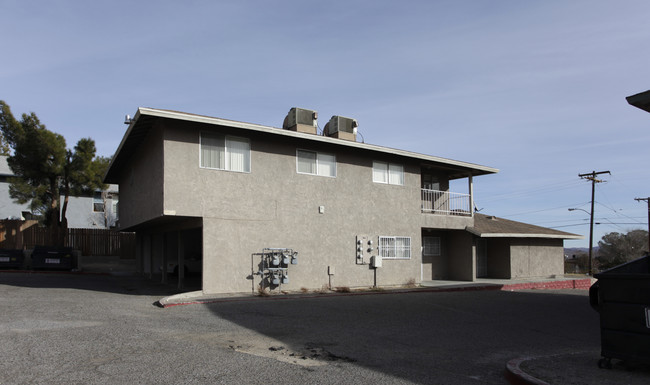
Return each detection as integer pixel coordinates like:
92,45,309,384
105,107,499,183
626,90,650,113
466,214,583,240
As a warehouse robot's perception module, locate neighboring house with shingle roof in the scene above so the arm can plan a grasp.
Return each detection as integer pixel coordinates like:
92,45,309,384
466,214,582,279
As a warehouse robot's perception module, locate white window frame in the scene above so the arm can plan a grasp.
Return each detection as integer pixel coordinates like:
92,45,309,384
378,236,411,260
92,191,104,213
373,161,403,185
422,236,441,257
296,149,336,177
200,132,251,173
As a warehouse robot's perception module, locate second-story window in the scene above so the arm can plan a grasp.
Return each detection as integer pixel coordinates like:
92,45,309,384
296,149,336,177
200,133,250,173
372,161,403,185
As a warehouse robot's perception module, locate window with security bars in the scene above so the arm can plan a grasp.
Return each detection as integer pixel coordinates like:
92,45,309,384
378,236,411,259
423,236,441,256
200,133,250,172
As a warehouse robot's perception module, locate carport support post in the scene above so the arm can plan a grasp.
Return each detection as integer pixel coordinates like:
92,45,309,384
148,234,154,280
161,233,168,284
177,231,184,290
136,233,143,275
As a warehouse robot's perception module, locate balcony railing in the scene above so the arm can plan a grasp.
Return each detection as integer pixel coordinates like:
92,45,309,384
421,189,472,216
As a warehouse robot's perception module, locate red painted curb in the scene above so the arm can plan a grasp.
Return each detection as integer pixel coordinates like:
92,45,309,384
501,279,591,291
505,357,550,385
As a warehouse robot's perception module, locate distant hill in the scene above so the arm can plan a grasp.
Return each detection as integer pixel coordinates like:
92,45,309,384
565,247,599,256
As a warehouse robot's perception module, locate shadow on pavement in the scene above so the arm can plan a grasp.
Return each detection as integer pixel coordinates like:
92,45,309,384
0,271,201,297
200,289,613,385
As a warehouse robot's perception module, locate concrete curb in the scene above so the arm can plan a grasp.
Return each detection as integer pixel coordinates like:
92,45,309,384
505,357,550,385
157,284,506,307
157,278,592,308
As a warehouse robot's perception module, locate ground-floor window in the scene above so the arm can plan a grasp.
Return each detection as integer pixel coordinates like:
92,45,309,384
379,236,411,259
423,236,441,256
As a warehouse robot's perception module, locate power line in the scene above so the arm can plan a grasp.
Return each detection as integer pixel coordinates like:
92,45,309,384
479,179,585,203
550,222,647,229
498,202,590,217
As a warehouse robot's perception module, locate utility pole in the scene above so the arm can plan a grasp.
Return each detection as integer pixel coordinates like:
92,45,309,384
579,170,610,275
634,197,650,253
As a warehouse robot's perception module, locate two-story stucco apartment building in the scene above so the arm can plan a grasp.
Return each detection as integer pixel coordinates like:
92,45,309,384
104,107,580,294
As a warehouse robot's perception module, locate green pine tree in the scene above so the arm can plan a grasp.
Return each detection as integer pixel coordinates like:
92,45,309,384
0,100,109,246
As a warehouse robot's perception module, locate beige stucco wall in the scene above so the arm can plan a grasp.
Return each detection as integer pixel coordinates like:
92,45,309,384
116,124,165,229
509,238,564,278
421,230,449,280
487,238,511,279
159,121,476,294
447,231,476,281
114,118,483,294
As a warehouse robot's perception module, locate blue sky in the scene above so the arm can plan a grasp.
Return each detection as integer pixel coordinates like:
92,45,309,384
2,1,650,248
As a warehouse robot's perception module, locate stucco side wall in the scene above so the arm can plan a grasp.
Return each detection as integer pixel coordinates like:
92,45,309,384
487,238,511,279
116,125,165,229
162,121,424,294
421,214,473,230
447,231,475,281
509,238,564,278
421,230,449,280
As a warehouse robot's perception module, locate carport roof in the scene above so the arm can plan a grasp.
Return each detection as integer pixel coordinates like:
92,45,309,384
466,214,583,239
104,107,498,183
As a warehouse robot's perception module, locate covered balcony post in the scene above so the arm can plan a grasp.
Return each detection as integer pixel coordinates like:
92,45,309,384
468,174,474,217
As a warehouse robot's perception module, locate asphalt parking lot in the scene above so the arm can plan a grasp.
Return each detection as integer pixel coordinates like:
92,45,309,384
0,272,648,384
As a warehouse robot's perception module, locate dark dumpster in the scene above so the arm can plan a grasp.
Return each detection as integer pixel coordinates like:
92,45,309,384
590,255,650,368
0,249,24,269
31,246,75,270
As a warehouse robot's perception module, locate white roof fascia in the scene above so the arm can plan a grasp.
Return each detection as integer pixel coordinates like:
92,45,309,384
466,229,584,240
138,107,499,175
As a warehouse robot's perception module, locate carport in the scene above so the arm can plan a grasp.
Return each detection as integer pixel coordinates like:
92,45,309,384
129,216,203,290
421,228,476,281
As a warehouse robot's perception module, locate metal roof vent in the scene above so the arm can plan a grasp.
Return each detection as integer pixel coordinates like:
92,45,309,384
283,107,317,134
323,115,357,141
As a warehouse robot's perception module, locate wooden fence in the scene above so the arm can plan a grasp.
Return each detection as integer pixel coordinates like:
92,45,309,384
0,220,135,259
65,229,136,259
